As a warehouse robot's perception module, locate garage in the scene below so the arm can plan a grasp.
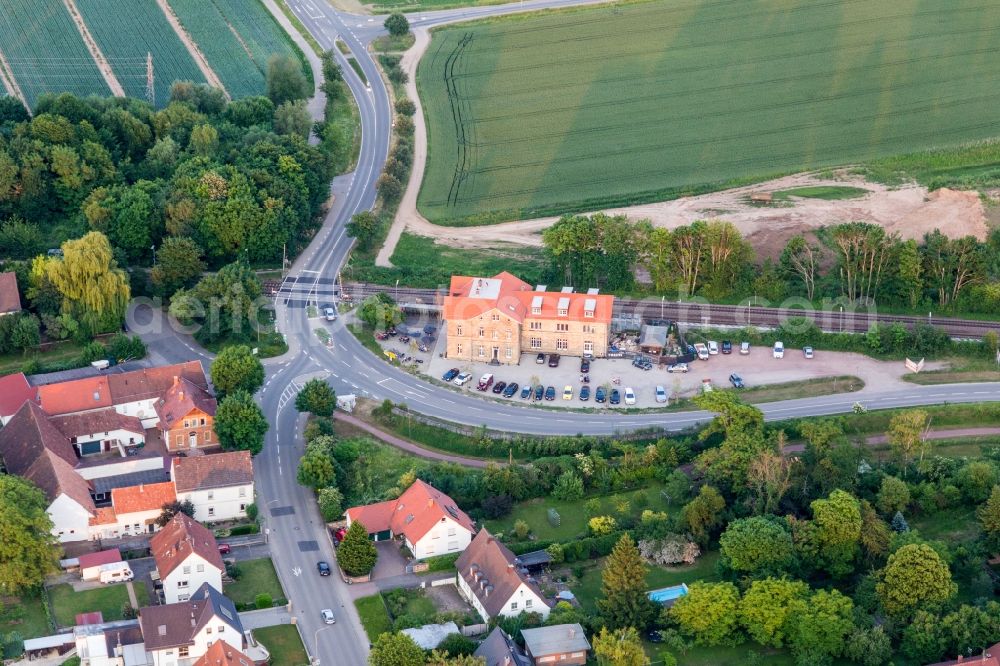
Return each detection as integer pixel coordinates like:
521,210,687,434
371,529,392,542
78,440,102,456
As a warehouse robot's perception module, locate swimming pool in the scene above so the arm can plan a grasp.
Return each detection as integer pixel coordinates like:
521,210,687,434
647,583,689,605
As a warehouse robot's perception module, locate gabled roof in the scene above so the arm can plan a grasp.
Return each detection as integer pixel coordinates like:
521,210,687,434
155,377,217,430
151,513,224,580
37,376,112,416
442,272,613,324
139,582,242,651
0,401,93,511
928,643,1000,666
522,624,591,657
0,272,21,314
111,481,175,515
346,479,475,546
109,361,208,405
474,627,531,666
0,372,36,419
455,528,551,618
78,549,122,569
51,409,145,439
172,451,253,492
193,640,254,666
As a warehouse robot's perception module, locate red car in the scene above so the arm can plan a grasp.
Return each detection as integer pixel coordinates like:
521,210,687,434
217,544,231,555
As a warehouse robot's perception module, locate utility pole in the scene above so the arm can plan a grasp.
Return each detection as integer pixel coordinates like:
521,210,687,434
146,52,154,106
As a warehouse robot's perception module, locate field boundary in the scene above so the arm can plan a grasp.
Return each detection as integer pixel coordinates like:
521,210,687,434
0,45,26,108
158,0,230,99
61,0,125,97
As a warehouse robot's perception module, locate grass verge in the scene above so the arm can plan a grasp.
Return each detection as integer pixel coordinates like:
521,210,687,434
354,594,392,641
255,625,309,666
741,376,864,403
202,331,288,358
372,34,415,53
49,583,149,628
224,558,286,607
347,58,367,84
771,185,868,200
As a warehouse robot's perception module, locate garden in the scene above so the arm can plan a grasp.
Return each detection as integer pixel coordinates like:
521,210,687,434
223,558,287,610
254,625,308,666
354,588,478,642
48,582,149,628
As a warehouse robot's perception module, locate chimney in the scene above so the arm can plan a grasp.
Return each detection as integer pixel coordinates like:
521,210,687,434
487,536,494,545
139,484,144,493
507,563,515,574
173,375,179,387
179,390,185,401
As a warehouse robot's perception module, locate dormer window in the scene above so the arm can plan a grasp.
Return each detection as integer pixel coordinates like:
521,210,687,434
557,297,570,316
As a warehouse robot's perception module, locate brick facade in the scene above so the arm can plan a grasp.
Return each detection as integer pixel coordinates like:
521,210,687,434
164,408,216,452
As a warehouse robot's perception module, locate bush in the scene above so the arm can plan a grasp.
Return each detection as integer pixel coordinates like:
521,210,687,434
245,503,258,521
424,553,461,572
226,564,243,580
228,523,260,536
437,633,475,657
254,593,273,609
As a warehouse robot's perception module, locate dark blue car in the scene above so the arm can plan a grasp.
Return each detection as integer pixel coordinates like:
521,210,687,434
544,386,556,401
579,386,591,401
610,389,621,405
441,368,459,382
595,386,607,403
534,385,544,401
520,385,532,399
503,382,519,398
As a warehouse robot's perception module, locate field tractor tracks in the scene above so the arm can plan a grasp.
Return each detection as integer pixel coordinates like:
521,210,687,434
443,33,474,209
61,0,125,98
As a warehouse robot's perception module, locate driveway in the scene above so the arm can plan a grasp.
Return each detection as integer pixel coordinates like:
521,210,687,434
371,541,409,580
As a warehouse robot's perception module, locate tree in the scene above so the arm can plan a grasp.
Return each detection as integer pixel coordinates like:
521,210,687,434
266,54,308,106
551,470,584,500
810,489,861,576
592,627,649,666
435,633,475,657
719,517,795,575
669,582,742,646
738,578,808,648
359,292,404,331
876,475,910,514
876,543,956,618
891,511,909,533
787,589,854,665
958,461,999,503
425,652,485,666
597,534,657,631
384,13,410,37
318,487,344,522
588,515,616,536
172,262,264,344
922,231,984,307
780,235,820,300
12,315,40,352
295,378,336,417
155,499,196,527
214,390,268,455
151,237,205,297
681,485,726,545
828,222,894,304
254,593,272,609
339,521,377,577
692,391,767,489
273,100,312,139
0,476,60,594
843,627,892,666
887,409,930,472
44,231,129,334
897,238,923,309
347,211,380,250
368,632,424,666
978,485,1000,547
746,449,793,514
297,446,336,489
901,610,948,663
210,345,264,397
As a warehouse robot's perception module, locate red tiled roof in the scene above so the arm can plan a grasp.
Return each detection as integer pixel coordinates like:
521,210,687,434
108,361,208,404
172,452,252,492
443,272,613,324
150,513,224,580
76,611,104,626
346,479,474,546
37,376,112,415
111,482,176,515
89,507,117,526
78,549,122,569
928,644,1000,666
0,372,36,419
0,272,21,314
155,377,217,430
51,409,144,439
193,640,254,666
455,528,551,619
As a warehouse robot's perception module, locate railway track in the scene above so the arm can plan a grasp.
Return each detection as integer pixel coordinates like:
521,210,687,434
336,282,1000,339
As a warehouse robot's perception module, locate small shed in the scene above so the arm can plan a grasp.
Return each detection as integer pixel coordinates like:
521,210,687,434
750,192,773,204
638,324,669,355
75,611,104,626
78,549,122,581
515,550,552,575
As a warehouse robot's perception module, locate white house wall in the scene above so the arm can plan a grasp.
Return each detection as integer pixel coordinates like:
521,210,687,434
90,508,162,540
148,616,242,666
48,494,92,543
411,517,472,559
498,583,549,619
114,399,160,429
176,484,253,523
161,554,223,604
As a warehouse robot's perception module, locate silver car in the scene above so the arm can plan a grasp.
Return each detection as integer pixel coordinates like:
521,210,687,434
324,307,337,321
321,609,336,624
655,385,667,403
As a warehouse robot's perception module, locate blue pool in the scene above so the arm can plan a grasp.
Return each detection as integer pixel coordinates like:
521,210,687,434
648,583,689,605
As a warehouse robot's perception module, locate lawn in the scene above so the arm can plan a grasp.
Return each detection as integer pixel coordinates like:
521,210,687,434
771,186,868,201
0,594,50,640
485,482,667,542
910,506,980,543
570,550,721,614
741,376,864,404
254,625,309,666
355,594,392,641
224,558,286,607
417,0,1000,226
48,583,149,628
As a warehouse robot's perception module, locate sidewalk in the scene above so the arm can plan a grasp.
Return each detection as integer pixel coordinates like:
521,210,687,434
334,412,489,468
240,606,294,630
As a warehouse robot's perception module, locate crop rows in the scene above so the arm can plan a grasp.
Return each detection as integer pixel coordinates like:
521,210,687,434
416,0,1000,226
75,0,204,107
208,0,300,78
0,0,109,109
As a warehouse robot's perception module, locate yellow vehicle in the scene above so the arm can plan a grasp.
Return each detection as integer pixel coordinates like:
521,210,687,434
383,350,398,362
562,385,573,400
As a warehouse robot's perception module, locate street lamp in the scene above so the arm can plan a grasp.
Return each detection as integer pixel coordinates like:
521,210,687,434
263,499,280,544
395,279,400,302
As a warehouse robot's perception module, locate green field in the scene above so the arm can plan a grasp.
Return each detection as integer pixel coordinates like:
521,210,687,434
417,0,1000,225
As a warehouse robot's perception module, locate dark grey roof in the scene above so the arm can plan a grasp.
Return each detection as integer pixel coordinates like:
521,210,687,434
27,360,150,387
522,624,591,657
473,628,530,666
91,468,171,494
515,550,552,568
139,583,242,651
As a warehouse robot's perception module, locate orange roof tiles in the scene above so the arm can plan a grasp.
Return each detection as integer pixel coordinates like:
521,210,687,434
38,376,112,415
111,481,176,515
151,513,224,579
193,640,254,666
443,272,613,325
156,377,217,430
0,272,21,314
0,372,36,419
89,507,118,526
346,479,475,545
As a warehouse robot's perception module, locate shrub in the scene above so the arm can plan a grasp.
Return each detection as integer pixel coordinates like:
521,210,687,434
255,593,273,609
589,516,617,536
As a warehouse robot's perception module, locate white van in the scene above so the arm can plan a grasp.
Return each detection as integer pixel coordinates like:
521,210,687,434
707,341,719,355
773,341,785,359
99,561,134,584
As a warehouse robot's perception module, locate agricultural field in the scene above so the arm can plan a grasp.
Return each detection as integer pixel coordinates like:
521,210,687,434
417,0,1000,225
74,0,205,106
209,0,308,86
0,0,109,108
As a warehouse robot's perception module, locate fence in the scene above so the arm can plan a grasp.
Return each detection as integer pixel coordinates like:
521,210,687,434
461,623,489,637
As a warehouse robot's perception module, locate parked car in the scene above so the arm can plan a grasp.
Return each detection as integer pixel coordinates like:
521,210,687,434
579,386,591,401
667,362,689,373
562,385,573,400
217,544,231,555
708,340,719,355
632,357,652,370
610,389,621,405
548,353,560,368
721,340,732,354
492,381,507,394
580,359,591,373
655,385,667,403
476,374,494,391
729,373,745,389
324,307,337,321
534,385,544,401
694,343,709,360
317,561,331,576
520,385,532,399
595,386,607,403
624,387,636,405
442,368,460,382
773,341,785,359
536,353,546,364
321,609,336,624
803,346,814,359
740,341,751,355
453,372,472,386
503,382,519,398
544,386,556,401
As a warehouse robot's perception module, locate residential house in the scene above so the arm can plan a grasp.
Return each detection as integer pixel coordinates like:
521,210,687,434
172,452,254,523
443,272,614,365
139,583,244,666
90,482,177,540
73,623,147,666
192,641,254,666
79,549,123,581
455,528,551,622
52,410,146,458
0,372,36,424
345,479,475,559
928,643,1000,665
156,376,218,453
151,513,225,603
472,627,531,666
521,624,591,666
0,271,21,316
